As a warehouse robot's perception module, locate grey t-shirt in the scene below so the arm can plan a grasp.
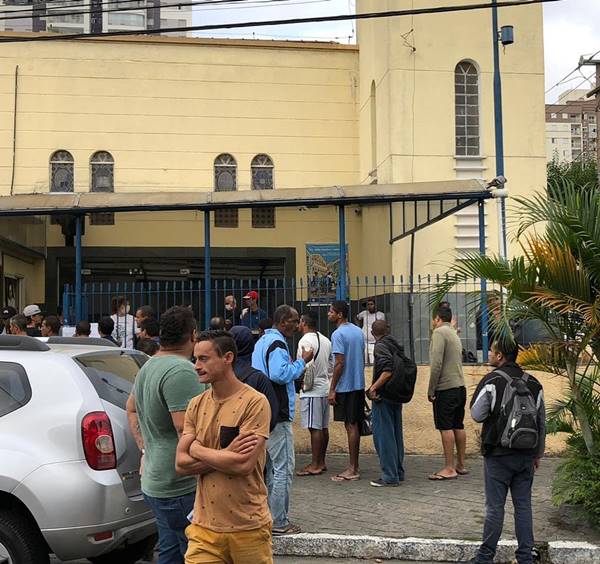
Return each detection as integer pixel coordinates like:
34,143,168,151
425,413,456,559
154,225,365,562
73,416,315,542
134,354,206,498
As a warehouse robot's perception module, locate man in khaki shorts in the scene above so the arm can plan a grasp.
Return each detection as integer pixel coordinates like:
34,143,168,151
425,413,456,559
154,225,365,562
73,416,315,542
296,310,333,477
176,330,272,564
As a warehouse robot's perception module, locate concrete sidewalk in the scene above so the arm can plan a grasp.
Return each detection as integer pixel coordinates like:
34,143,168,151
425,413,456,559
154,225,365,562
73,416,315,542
288,454,599,543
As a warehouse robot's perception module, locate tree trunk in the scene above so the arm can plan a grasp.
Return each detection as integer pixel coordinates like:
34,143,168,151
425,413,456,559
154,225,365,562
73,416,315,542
567,359,597,456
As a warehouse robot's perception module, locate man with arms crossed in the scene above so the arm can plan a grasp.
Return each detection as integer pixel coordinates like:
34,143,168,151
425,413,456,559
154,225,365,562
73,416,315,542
176,330,273,564
428,305,467,480
127,306,206,564
328,301,365,482
296,310,333,476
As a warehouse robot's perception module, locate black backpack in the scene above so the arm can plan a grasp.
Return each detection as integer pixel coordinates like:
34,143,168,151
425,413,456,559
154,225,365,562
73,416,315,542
495,370,540,450
382,347,417,403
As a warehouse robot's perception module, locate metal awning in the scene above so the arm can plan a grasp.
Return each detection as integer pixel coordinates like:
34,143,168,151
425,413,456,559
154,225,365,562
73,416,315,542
0,179,491,216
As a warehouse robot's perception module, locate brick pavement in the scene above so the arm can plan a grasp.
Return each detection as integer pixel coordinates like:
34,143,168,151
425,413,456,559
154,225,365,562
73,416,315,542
289,454,600,544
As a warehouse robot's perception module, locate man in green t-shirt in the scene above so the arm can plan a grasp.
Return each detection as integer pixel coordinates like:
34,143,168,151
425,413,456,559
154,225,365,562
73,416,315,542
126,306,206,564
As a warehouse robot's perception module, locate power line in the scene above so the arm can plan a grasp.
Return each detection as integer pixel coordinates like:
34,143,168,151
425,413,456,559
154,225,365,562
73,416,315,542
548,72,596,104
0,0,562,43
545,48,600,96
0,0,312,21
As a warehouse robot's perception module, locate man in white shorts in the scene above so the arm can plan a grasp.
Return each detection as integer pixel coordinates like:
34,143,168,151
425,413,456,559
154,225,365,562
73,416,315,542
296,310,333,476
356,299,385,365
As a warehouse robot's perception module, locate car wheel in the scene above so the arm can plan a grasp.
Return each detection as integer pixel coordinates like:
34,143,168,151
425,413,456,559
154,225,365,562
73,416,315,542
88,534,157,564
0,508,49,564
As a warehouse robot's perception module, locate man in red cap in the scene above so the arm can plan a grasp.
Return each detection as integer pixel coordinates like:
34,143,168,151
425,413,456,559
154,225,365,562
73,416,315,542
241,290,268,333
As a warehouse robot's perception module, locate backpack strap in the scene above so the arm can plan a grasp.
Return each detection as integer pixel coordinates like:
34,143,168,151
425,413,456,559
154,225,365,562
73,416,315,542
493,369,513,384
265,339,287,378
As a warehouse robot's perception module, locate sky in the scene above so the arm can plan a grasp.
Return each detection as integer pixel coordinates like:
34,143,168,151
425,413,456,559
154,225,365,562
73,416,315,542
191,0,600,103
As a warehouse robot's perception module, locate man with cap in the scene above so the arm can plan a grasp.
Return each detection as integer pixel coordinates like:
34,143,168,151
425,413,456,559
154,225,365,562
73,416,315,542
240,290,268,333
23,304,43,337
1,306,17,335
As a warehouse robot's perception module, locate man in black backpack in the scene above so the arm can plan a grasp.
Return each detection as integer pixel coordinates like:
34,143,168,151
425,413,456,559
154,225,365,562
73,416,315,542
367,320,405,487
468,339,546,564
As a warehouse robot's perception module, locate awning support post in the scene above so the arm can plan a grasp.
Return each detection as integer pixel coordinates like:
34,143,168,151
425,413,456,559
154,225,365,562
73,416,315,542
478,199,489,362
75,215,83,324
204,210,211,330
337,205,347,301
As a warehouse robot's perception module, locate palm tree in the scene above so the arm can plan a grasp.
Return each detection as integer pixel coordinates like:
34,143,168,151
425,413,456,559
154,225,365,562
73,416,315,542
433,180,600,456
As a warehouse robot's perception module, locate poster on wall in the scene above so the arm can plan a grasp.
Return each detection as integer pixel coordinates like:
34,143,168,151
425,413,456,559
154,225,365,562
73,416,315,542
306,244,348,303
4,277,20,310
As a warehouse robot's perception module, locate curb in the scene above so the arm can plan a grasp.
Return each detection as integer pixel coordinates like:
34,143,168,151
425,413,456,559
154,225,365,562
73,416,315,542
273,533,600,563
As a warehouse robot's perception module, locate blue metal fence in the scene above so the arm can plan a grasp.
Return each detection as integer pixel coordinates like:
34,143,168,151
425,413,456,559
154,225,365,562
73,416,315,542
63,275,489,364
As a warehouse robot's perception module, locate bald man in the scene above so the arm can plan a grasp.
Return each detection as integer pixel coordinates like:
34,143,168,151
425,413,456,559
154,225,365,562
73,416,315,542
366,320,406,487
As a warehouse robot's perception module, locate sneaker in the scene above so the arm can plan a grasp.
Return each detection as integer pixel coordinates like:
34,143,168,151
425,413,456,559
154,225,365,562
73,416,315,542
272,523,302,536
369,478,400,487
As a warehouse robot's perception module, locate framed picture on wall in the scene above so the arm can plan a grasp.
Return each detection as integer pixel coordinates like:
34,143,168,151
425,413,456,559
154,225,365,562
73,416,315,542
306,243,348,303
4,276,20,310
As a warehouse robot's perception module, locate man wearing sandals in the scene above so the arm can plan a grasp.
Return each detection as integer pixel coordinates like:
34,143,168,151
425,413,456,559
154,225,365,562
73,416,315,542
328,301,366,482
296,310,333,477
427,305,468,481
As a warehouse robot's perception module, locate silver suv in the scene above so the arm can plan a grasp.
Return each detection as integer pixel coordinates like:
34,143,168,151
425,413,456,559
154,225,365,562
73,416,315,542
0,335,156,564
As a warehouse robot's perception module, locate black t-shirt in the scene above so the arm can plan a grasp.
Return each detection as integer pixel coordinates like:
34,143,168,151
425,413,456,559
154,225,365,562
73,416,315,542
26,326,42,337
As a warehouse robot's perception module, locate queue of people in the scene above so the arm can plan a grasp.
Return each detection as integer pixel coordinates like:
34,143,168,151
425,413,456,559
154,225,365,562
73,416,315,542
0,294,546,564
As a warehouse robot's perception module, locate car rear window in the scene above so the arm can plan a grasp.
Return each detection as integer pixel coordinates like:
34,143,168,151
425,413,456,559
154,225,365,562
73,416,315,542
0,362,32,417
76,352,147,409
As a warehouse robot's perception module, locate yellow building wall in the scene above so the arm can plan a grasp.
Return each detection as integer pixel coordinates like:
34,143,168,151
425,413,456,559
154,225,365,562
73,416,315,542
357,0,546,277
1,0,546,290
0,36,364,282
1,251,45,307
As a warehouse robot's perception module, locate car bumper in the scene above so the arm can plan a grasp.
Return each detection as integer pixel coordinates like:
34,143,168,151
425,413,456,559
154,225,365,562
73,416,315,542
12,460,156,560
43,515,156,560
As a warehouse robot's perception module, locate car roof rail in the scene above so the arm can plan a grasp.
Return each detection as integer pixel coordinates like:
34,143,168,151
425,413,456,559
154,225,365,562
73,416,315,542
47,337,119,347
0,335,51,351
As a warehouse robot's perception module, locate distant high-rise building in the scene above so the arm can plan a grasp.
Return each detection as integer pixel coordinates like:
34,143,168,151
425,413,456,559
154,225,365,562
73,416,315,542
0,0,192,36
546,88,599,163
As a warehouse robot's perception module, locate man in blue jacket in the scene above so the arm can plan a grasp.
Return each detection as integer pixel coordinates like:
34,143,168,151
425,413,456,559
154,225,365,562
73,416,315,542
252,305,313,536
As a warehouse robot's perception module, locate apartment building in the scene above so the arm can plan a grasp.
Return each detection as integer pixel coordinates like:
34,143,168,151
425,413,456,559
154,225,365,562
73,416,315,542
0,0,192,36
546,89,598,162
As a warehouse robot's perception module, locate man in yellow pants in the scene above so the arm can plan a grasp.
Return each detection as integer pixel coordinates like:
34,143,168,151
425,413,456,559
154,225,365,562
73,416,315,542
176,330,272,564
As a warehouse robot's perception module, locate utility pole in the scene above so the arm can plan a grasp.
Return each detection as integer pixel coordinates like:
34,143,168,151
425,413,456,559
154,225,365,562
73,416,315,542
491,1,514,260
580,56,600,186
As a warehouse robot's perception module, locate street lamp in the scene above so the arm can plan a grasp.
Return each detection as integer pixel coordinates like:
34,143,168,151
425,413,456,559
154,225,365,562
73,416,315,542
492,2,513,260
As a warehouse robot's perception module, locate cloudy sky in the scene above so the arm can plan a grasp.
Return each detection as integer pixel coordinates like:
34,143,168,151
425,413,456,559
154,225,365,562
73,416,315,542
192,0,600,103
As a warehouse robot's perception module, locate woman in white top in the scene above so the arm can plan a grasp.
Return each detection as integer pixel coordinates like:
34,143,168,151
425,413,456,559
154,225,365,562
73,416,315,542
110,296,136,349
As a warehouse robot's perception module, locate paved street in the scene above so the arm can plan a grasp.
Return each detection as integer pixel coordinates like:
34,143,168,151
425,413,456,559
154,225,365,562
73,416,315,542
51,455,599,563
289,454,599,543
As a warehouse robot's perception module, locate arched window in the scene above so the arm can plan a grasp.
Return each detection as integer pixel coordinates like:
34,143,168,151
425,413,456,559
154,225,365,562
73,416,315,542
214,153,238,228
90,151,114,192
90,151,115,225
50,150,74,192
251,154,275,228
454,61,480,156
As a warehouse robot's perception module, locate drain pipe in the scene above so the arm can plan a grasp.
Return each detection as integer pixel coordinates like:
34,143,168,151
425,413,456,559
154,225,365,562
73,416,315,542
10,65,18,196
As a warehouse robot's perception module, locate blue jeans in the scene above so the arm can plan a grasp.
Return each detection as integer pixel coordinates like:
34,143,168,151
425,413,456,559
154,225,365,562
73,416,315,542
265,421,294,528
371,399,405,484
474,454,535,564
143,491,196,564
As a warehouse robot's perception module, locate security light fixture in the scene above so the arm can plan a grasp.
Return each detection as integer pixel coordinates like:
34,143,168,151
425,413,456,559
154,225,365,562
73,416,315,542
500,25,514,46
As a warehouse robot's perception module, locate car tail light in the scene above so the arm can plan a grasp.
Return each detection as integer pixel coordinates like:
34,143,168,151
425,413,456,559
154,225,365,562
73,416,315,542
82,412,116,470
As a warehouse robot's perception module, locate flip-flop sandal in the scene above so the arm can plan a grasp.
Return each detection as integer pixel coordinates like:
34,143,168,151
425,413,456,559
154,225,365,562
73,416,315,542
456,469,470,476
428,472,458,481
296,468,324,476
331,473,360,482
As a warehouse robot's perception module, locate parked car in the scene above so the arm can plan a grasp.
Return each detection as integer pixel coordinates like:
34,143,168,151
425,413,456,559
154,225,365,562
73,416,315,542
0,335,156,564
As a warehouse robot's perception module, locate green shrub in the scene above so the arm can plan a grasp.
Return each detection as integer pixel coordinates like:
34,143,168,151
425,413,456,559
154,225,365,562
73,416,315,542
552,435,600,526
